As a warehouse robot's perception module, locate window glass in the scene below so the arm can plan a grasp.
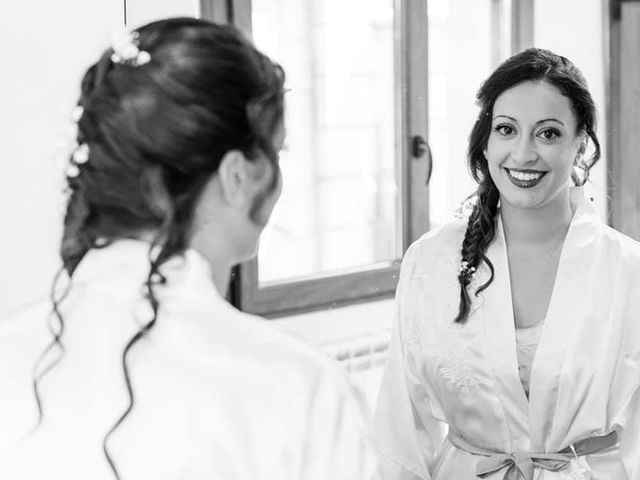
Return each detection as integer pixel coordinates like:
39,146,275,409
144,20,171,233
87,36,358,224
252,0,400,285
427,0,511,229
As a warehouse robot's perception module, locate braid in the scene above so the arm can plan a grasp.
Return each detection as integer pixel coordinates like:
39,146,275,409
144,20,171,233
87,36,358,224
454,180,500,323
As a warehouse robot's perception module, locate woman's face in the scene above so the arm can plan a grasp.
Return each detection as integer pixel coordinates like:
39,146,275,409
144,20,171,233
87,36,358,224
250,123,285,227
239,122,285,261
485,80,584,211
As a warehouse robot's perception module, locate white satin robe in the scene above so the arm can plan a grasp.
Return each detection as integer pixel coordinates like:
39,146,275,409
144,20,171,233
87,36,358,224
373,188,640,479
0,240,374,480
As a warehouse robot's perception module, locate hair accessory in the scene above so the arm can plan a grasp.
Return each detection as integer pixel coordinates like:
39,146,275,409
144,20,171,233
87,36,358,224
72,143,90,164
65,143,90,178
65,162,80,178
110,31,151,66
454,197,476,220
71,105,84,123
458,261,476,280
64,107,90,179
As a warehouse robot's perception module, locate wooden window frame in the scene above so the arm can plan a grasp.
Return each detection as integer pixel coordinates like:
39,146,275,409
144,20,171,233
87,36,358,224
608,0,640,240
510,0,534,53
200,0,527,318
201,0,429,317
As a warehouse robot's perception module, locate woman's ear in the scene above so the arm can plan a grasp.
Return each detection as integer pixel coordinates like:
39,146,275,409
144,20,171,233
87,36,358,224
217,150,252,208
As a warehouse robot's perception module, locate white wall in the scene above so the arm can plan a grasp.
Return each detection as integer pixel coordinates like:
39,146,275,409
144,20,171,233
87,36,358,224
126,0,200,28
0,0,201,316
0,1,124,315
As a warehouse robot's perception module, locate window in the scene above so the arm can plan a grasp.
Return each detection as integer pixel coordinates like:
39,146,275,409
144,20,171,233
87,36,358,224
200,0,561,318
205,0,430,317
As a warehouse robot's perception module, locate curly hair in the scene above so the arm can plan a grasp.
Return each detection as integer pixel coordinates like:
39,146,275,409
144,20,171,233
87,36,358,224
31,18,285,479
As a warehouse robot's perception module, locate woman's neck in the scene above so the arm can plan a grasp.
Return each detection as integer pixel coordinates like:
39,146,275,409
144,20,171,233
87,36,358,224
500,188,573,247
189,230,234,297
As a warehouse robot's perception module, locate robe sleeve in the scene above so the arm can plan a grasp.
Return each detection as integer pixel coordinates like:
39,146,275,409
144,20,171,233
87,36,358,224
372,243,446,480
619,350,640,480
298,366,378,480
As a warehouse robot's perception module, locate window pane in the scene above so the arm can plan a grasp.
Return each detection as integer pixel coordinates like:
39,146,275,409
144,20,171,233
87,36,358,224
252,0,399,285
427,0,511,229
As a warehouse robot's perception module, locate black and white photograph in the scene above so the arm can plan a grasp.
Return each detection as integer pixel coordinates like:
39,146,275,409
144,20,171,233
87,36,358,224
0,1,639,479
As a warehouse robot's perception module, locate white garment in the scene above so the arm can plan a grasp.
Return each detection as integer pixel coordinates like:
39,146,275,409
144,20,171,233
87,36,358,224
516,322,544,398
0,240,374,480
373,187,640,480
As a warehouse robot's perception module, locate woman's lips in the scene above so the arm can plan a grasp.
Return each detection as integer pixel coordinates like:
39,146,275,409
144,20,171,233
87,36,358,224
504,168,547,189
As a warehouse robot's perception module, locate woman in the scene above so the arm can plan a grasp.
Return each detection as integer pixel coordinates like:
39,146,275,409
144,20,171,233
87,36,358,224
0,18,373,480
373,48,640,479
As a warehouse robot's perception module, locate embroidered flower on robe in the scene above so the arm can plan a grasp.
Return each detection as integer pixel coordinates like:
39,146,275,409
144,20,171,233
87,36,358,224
436,350,480,395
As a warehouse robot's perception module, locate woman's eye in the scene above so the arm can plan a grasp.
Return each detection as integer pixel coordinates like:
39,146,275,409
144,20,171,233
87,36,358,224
538,129,560,141
495,124,515,136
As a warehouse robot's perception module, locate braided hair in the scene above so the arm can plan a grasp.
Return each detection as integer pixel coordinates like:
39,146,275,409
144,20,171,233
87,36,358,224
32,18,285,479
454,48,601,324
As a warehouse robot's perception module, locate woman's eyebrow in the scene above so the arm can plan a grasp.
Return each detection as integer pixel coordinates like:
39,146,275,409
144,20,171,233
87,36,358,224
535,118,565,126
492,115,565,126
492,114,517,122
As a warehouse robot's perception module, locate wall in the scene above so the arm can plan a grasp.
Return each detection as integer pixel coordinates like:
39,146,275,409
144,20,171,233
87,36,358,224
126,0,200,28
0,0,200,316
0,1,124,315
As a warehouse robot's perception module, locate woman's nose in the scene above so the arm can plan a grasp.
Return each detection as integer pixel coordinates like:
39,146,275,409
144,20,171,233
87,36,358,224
510,136,538,165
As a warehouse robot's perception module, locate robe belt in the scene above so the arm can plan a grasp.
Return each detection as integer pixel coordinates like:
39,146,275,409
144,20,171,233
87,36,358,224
447,430,618,480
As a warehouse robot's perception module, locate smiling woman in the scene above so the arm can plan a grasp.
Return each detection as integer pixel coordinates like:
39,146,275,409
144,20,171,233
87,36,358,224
373,48,640,480
487,81,587,210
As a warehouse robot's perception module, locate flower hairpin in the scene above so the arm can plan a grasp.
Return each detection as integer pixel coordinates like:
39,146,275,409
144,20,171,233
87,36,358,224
64,106,90,179
66,143,90,178
458,261,476,282
454,197,476,220
110,31,151,66
71,105,84,123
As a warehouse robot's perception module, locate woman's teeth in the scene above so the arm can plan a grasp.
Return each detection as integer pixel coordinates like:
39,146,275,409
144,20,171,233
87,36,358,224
507,169,544,181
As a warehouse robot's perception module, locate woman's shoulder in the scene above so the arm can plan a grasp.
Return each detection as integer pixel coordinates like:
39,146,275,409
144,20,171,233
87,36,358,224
415,218,467,248
402,218,466,271
185,301,355,393
595,222,640,265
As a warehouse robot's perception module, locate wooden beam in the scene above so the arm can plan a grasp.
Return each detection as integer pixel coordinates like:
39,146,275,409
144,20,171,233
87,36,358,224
609,0,640,239
511,0,534,53
200,0,230,23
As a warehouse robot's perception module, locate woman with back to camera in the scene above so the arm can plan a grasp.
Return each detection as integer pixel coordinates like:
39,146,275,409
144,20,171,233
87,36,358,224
0,18,373,480
373,48,640,479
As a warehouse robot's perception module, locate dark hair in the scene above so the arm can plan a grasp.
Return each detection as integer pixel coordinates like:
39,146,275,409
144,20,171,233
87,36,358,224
32,18,285,478
455,47,600,324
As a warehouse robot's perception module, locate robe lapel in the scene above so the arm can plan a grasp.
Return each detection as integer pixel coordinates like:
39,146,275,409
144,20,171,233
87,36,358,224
479,214,531,449
528,188,601,451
